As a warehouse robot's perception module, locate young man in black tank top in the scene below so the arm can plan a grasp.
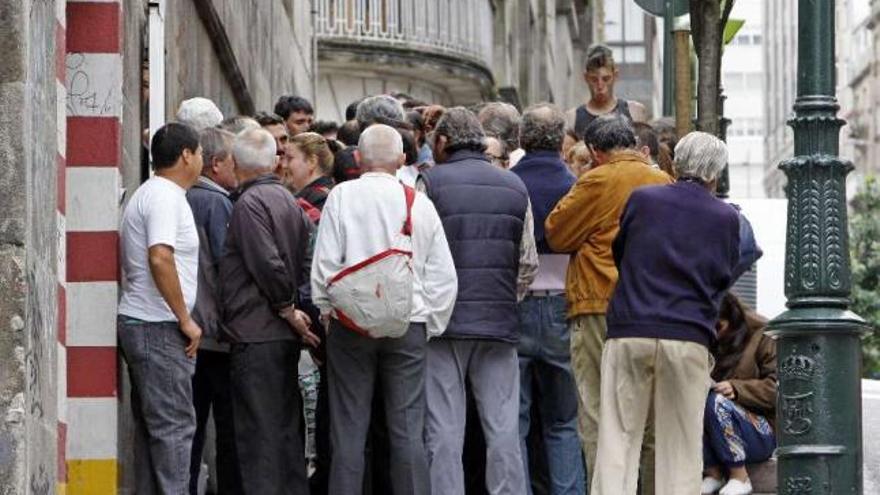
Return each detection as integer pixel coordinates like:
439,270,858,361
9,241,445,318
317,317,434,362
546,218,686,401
567,44,649,139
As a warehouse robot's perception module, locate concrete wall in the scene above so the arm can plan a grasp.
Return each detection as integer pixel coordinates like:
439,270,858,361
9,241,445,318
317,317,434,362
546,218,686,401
165,0,314,119
0,0,61,493
118,3,146,492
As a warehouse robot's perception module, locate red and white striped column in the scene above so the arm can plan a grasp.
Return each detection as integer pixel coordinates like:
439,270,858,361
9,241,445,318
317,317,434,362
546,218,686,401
65,1,123,493
55,0,68,492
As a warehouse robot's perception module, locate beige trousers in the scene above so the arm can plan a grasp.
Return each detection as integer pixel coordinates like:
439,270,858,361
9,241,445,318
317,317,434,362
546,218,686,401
570,316,655,492
590,338,711,495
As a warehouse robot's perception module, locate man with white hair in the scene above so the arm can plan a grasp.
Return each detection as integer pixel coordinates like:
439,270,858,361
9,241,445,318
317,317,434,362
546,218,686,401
590,132,741,495
311,124,458,495
176,97,224,131
219,128,315,494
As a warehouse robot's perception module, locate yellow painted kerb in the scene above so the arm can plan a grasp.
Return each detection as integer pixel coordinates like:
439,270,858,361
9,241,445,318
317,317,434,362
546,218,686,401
66,459,117,495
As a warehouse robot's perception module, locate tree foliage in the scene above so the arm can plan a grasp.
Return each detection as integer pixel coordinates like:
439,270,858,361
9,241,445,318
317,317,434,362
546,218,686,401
850,176,880,377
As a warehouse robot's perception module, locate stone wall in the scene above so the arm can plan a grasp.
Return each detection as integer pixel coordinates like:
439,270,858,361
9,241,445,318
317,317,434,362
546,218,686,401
164,0,314,119
0,0,60,493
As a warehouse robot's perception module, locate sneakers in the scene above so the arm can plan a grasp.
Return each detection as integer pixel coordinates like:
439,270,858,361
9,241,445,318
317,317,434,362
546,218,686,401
701,476,725,494
719,478,753,495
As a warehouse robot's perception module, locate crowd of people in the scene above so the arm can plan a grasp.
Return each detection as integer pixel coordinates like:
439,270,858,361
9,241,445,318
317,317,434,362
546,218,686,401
117,44,777,495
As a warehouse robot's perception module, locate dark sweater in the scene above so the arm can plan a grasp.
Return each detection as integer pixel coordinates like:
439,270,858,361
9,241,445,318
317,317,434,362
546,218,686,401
606,180,741,347
511,150,576,253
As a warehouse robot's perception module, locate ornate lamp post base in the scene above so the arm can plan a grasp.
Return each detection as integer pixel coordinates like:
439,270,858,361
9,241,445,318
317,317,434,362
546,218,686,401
767,3,869,491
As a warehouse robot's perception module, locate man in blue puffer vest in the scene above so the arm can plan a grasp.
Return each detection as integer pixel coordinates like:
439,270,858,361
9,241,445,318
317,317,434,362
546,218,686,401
419,107,538,495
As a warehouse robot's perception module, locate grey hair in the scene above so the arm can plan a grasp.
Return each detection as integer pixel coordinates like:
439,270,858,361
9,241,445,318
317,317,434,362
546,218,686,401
520,103,566,153
358,124,404,168
435,107,486,153
583,114,636,152
219,115,260,134
356,95,406,127
200,127,235,171
232,128,277,171
673,131,728,182
478,102,521,152
176,97,224,131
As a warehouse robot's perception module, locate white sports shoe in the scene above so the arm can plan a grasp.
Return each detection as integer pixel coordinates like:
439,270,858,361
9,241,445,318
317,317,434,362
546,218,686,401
719,478,753,495
701,476,725,494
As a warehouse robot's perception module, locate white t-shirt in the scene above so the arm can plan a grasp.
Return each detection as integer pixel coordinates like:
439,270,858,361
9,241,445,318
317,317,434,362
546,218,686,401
118,176,199,322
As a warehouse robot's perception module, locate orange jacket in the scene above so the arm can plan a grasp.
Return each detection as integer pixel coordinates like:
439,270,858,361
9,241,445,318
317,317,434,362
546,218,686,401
545,150,672,317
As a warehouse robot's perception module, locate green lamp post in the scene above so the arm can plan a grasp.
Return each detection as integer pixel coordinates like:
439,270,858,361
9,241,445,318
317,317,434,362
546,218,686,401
767,0,868,493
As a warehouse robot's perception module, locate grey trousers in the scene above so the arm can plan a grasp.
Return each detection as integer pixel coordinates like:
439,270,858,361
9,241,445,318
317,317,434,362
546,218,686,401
118,316,197,495
230,340,308,495
426,339,527,495
326,320,429,495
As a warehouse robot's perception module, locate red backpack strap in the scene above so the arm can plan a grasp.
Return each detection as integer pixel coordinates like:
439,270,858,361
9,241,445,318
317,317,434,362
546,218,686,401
401,183,416,236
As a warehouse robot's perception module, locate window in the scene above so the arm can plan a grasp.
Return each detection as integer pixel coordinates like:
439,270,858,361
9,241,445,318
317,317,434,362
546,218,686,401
604,0,648,65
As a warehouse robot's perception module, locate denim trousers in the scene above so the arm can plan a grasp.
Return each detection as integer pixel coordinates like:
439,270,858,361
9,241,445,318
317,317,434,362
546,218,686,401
517,295,585,495
703,391,775,468
118,316,197,495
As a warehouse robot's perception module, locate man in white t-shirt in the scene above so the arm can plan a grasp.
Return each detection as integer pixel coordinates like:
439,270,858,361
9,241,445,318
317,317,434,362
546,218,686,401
118,122,204,494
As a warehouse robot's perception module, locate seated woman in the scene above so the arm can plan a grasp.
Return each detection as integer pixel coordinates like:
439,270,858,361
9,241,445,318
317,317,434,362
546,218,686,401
702,292,777,495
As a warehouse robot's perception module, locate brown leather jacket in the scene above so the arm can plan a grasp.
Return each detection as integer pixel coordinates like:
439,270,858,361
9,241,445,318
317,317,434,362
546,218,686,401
720,325,778,426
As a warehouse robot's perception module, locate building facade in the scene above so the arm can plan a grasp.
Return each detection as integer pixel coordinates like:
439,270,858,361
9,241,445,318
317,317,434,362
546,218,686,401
838,0,880,191
763,0,798,198
723,0,766,198
313,0,600,121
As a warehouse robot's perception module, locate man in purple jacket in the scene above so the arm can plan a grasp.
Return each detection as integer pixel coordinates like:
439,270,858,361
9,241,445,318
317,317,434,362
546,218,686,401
591,132,741,495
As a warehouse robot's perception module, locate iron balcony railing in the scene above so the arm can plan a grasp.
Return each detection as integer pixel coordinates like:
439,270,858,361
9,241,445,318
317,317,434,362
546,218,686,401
315,0,493,67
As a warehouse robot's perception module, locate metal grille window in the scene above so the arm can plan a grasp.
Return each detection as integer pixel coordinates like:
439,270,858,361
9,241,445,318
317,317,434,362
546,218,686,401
315,0,493,66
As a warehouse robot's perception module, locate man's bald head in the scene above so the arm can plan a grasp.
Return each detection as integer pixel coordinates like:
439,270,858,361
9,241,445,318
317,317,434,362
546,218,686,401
357,124,405,173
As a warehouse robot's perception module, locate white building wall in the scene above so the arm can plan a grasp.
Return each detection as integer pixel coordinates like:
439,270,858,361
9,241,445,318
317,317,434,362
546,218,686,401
763,0,798,198
723,0,766,198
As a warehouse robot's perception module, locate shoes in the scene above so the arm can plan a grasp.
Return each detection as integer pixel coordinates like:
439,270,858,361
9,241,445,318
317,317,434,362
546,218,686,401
719,478,753,495
701,476,725,494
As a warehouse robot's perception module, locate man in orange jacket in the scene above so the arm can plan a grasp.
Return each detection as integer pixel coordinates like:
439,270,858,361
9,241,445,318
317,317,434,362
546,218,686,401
545,115,671,487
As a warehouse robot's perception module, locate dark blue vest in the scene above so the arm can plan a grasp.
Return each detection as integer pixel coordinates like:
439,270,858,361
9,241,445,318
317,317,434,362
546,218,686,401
421,150,529,342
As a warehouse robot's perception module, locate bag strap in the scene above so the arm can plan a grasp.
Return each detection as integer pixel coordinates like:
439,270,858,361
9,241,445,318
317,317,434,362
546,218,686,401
401,183,416,236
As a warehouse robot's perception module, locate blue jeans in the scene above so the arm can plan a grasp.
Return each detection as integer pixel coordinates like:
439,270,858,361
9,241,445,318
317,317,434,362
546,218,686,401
703,391,776,468
118,316,197,495
518,294,586,495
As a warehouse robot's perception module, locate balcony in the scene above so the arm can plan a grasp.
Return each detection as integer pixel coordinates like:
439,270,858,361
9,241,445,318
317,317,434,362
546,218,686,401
315,0,493,67
314,0,496,120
